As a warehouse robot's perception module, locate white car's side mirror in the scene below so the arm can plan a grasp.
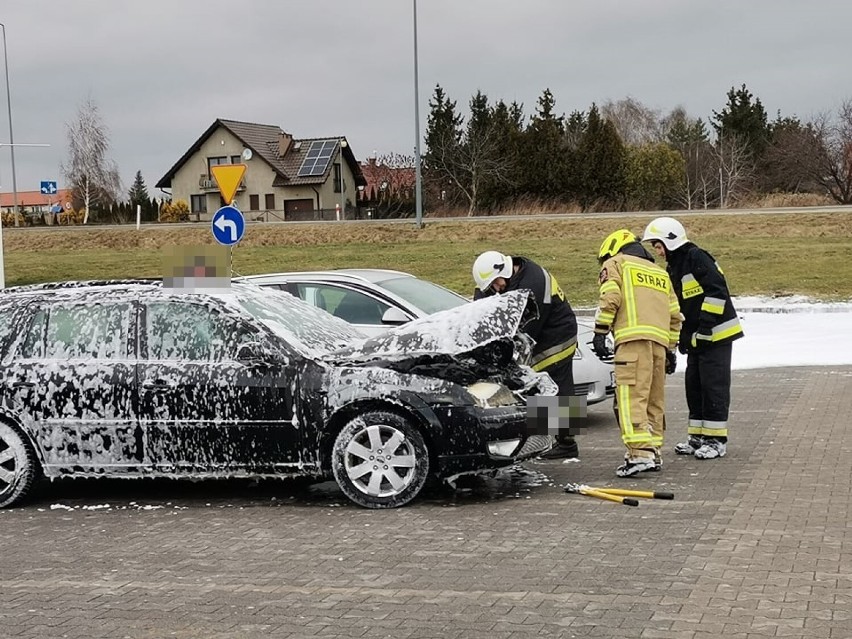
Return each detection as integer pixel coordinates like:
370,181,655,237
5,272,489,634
381,307,410,325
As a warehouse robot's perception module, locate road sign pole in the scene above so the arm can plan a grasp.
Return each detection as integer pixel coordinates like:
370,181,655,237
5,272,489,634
0,205,5,287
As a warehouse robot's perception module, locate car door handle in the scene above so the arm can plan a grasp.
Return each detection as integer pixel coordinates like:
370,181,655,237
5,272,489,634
142,380,171,391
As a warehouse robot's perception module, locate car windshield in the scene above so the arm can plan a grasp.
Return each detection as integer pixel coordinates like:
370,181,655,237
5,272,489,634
229,285,364,356
377,276,469,315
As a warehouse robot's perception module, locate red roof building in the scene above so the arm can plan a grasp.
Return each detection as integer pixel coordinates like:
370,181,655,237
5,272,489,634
0,189,73,214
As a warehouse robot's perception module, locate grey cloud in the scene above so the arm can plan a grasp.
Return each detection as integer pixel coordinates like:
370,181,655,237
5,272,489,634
1,0,850,197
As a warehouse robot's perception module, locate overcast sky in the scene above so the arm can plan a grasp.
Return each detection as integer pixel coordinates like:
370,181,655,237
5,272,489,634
1,0,850,198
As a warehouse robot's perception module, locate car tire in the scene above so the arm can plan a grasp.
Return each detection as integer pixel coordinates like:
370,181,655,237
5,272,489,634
0,421,39,509
331,410,429,509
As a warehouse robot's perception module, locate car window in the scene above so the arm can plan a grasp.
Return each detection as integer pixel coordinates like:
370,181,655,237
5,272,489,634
377,276,469,315
0,305,19,355
20,302,131,360
295,284,391,325
145,301,250,361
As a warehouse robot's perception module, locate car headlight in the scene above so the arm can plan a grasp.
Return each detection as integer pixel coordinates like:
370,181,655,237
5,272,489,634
487,438,522,457
466,382,520,408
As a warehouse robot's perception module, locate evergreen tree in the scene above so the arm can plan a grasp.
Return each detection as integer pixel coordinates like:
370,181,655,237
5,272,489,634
575,104,627,210
423,85,464,207
711,84,770,158
665,107,709,150
562,110,588,200
478,99,524,209
518,89,566,200
128,170,149,206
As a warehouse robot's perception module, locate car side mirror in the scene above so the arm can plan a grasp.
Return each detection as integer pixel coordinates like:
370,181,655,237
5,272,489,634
236,341,271,363
381,307,410,326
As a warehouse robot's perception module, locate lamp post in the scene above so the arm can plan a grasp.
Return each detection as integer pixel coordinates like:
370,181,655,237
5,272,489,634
412,0,423,229
0,23,20,229
339,138,347,221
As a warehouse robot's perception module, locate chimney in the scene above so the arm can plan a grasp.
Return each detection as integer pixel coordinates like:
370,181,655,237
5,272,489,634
278,131,293,157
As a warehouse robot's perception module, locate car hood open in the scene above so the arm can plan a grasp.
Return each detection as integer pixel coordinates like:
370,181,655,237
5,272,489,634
328,290,543,389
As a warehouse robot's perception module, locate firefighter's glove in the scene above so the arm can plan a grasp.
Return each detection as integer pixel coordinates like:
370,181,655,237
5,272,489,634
665,350,677,375
592,333,612,360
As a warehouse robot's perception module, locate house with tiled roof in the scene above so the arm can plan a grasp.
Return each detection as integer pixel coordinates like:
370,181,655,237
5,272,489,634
155,119,367,222
0,189,73,215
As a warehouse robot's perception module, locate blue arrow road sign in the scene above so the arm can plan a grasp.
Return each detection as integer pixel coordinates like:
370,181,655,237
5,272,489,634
211,205,245,246
40,180,57,195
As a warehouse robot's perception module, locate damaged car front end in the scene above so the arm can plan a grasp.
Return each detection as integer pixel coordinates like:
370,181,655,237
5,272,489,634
324,289,558,500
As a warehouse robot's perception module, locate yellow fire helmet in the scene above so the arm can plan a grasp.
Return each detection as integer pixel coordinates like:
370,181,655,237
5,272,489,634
598,229,636,262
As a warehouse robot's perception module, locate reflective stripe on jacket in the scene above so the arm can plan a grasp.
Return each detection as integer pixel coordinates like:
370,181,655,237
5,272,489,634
594,253,682,349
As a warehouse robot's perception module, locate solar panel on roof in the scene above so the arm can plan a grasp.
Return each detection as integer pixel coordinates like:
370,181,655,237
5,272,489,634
297,140,339,177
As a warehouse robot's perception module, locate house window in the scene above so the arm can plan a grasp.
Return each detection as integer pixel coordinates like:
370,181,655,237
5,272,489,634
190,194,207,213
265,194,275,210
230,155,241,164
207,156,228,174
333,163,342,193
249,194,259,211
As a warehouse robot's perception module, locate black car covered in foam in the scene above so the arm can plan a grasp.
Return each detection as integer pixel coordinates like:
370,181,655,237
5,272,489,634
0,280,556,509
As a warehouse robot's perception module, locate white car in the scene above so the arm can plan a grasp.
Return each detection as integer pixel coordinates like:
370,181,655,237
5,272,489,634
241,269,615,404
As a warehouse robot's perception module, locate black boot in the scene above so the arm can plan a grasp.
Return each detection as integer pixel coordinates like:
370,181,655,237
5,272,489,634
538,435,579,460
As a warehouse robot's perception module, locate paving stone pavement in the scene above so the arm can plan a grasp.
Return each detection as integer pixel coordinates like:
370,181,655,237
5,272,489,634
1,366,851,639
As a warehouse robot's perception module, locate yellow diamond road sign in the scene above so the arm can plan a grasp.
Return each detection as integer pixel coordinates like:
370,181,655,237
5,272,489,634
210,164,247,205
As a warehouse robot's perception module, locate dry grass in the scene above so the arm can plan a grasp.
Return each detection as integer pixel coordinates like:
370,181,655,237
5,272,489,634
738,192,836,209
5,210,852,304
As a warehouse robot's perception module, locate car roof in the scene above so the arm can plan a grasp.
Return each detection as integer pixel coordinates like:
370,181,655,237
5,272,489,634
0,278,262,300
0,279,162,297
240,269,414,285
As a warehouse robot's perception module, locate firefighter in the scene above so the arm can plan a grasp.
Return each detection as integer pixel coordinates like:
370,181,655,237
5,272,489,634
592,229,682,477
642,217,744,460
472,251,580,459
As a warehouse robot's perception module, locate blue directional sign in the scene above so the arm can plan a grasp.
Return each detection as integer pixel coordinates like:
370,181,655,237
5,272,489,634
40,180,58,195
211,205,245,246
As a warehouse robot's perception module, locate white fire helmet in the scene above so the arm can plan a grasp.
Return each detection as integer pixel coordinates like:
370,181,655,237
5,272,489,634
472,251,513,291
642,216,688,251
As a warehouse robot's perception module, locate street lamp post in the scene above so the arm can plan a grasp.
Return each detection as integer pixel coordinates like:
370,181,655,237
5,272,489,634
0,142,50,289
412,0,423,229
0,23,20,228
339,138,347,221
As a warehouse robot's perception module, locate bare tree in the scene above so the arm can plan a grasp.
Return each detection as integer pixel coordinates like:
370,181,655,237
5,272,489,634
714,134,755,207
426,98,516,216
810,100,852,204
62,97,121,223
454,120,516,216
601,97,664,147
665,107,715,210
673,143,714,210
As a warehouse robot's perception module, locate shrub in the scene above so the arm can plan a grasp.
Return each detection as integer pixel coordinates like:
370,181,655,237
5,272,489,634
1,211,28,227
159,199,190,223
58,209,86,225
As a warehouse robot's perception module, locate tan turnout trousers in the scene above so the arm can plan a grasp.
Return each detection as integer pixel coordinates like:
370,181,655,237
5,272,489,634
613,340,666,461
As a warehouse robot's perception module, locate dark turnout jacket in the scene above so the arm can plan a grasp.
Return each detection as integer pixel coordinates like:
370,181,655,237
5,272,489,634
476,256,578,371
665,242,743,352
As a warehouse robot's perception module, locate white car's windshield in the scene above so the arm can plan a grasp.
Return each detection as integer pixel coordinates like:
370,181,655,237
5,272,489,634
378,276,469,315
231,285,363,356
